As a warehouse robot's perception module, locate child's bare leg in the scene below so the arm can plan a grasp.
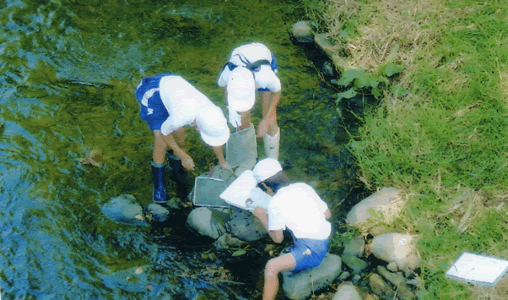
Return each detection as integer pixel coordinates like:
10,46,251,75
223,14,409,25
261,92,278,136
263,253,296,300
153,130,168,164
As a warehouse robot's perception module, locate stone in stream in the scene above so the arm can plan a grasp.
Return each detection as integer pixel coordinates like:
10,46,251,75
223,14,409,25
341,253,369,274
331,283,362,300
229,207,267,242
145,203,170,223
101,194,147,226
369,273,395,299
186,207,230,240
186,206,268,242
377,266,416,300
342,236,365,257
282,253,342,300
292,21,314,43
369,233,421,276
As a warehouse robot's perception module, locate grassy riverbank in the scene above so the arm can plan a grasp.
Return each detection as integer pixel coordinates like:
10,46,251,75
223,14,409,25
302,0,508,299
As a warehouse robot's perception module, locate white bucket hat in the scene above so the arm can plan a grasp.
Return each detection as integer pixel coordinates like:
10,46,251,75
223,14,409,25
252,158,283,183
254,64,281,92
195,104,230,146
227,67,256,112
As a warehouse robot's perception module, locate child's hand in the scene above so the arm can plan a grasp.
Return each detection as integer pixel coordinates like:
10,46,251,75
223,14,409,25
261,182,275,196
180,153,195,170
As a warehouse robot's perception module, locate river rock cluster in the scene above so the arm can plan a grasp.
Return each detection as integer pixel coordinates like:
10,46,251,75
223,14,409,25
184,186,423,299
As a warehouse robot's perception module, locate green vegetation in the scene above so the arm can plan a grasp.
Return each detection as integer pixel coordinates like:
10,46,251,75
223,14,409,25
302,0,508,298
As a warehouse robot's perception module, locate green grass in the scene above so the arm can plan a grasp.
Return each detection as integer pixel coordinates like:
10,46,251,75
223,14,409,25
303,0,508,298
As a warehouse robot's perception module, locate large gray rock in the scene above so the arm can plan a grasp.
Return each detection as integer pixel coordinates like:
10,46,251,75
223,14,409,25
186,207,230,240
369,233,421,275
101,194,147,226
282,254,342,299
346,187,405,230
332,283,363,300
229,208,267,242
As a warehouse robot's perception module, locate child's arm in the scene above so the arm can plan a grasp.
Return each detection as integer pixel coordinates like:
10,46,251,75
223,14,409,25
252,207,284,243
160,131,195,170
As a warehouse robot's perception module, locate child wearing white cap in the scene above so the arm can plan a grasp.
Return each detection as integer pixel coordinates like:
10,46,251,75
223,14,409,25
250,159,332,300
217,42,282,162
135,73,230,204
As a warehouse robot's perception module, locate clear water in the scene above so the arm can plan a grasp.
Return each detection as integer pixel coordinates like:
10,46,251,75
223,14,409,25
0,0,350,298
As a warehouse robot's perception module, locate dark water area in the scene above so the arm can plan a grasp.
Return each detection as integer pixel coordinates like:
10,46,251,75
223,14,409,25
0,0,364,299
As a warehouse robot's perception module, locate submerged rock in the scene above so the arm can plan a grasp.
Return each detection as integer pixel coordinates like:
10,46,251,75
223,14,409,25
282,253,342,299
101,194,147,226
186,207,230,240
145,203,170,222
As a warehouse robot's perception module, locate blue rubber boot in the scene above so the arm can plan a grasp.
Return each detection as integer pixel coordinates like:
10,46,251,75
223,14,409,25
151,160,167,204
166,151,190,199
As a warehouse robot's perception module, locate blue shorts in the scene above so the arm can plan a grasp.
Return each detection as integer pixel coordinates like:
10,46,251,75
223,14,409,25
289,236,330,273
135,73,173,131
223,52,278,92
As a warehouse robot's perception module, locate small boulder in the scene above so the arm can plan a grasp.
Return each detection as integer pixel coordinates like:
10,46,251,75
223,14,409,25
186,207,230,240
343,236,365,257
101,194,147,226
145,204,170,222
338,271,350,281
377,265,405,286
346,187,405,230
229,208,267,242
332,283,362,300
369,233,421,275
369,273,394,299
282,254,342,299
292,21,313,43
341,253,369,274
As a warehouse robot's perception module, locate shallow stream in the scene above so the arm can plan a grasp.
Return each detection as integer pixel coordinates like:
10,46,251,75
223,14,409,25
1,1,360,298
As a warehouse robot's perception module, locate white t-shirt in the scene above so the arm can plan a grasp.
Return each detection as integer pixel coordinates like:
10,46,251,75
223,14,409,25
218,43,281,93
158,75,213,136
267,183,331,240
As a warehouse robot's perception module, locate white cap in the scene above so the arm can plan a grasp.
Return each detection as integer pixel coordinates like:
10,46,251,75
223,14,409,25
195,104,230,146
252,158,283,183
254,65,281,92
227,67,256,112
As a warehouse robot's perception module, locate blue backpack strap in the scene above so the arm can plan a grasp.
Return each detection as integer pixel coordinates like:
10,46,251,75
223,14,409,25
270,51,278,71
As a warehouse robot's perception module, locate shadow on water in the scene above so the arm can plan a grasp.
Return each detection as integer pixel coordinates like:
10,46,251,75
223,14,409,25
0,0,366,299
